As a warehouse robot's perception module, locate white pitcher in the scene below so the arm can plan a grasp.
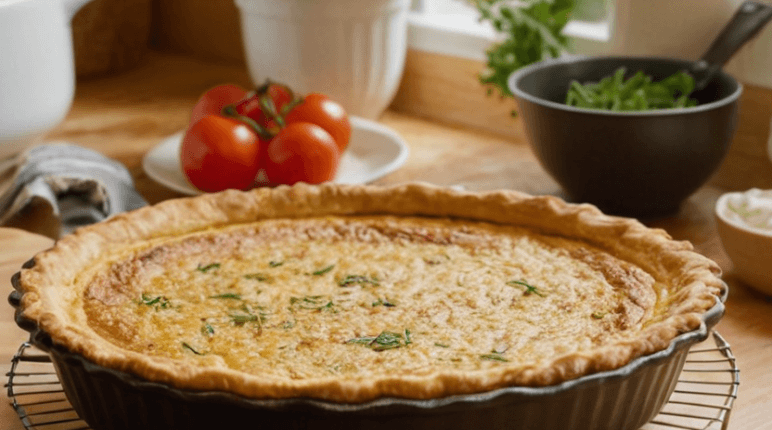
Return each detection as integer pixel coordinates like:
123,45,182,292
0,0,93,160
234,0,410,120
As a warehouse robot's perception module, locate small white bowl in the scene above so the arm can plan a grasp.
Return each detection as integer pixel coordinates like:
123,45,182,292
234,0,409,119
715,188,772,296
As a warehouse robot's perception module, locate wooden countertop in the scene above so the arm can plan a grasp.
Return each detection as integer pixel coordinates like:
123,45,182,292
2,51,770,429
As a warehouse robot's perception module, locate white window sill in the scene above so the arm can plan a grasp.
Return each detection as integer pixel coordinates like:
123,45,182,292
407,11,611,62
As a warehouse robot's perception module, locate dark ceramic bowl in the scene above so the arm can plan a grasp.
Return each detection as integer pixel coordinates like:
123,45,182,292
508,56,742,218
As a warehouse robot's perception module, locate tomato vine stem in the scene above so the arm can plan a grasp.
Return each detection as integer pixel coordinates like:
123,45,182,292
221,79,306,141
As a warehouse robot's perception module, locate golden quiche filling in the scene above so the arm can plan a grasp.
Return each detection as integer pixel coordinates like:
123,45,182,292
85,216,656,380
18,183,724,403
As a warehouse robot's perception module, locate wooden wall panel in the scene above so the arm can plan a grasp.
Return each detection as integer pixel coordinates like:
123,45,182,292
149,0,245,64
72,0,154,78
390,49,525,140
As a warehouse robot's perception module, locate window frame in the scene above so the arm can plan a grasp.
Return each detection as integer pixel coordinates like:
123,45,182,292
407,0,613,61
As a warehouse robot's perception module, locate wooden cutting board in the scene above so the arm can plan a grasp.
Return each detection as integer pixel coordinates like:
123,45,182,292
0,228,55,430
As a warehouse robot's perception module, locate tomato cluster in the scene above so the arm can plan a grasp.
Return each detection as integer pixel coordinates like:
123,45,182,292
180,82,351,193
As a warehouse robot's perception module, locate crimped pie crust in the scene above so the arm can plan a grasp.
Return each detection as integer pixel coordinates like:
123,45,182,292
16,183,724,403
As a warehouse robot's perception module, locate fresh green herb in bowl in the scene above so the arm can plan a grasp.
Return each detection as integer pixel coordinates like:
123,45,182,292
565,67,699,111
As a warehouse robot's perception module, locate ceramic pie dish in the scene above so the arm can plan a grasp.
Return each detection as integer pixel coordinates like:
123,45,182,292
9,183,726,430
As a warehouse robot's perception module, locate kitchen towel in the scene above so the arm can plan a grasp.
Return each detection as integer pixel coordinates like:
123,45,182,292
0,143,147,238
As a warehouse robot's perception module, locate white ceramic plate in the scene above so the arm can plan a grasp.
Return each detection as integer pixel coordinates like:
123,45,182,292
142,117,409,195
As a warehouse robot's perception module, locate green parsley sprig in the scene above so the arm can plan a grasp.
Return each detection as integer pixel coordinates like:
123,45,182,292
209,293,242,300
196,263,220,273
372,298,396,307
480,352,509,362
507,279,545,297
289,295,334,311
474,0,575,99
338,275,380,287
311,265,335,276
182,342,205,355
346,329,412,351
140,293,171,310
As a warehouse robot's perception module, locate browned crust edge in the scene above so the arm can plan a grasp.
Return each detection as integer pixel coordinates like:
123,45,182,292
17,182,725,403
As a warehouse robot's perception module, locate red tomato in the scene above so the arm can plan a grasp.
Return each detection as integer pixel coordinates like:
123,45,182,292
180,115,263,192
190,84,248,126
285,93,351,152
263,123,340,185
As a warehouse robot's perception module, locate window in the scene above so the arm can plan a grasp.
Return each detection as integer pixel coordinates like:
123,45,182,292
407,0,613,61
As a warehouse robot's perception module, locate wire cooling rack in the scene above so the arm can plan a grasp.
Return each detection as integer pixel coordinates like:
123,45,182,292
5,331,739,430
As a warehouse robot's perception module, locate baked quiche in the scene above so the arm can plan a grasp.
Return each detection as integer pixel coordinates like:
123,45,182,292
15,183,724,403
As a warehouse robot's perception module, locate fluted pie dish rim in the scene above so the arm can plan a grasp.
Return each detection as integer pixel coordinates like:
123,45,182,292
11,182,726,408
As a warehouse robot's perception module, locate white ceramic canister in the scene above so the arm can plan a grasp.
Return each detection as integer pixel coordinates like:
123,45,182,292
0,0,93,160
234,0,410,120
